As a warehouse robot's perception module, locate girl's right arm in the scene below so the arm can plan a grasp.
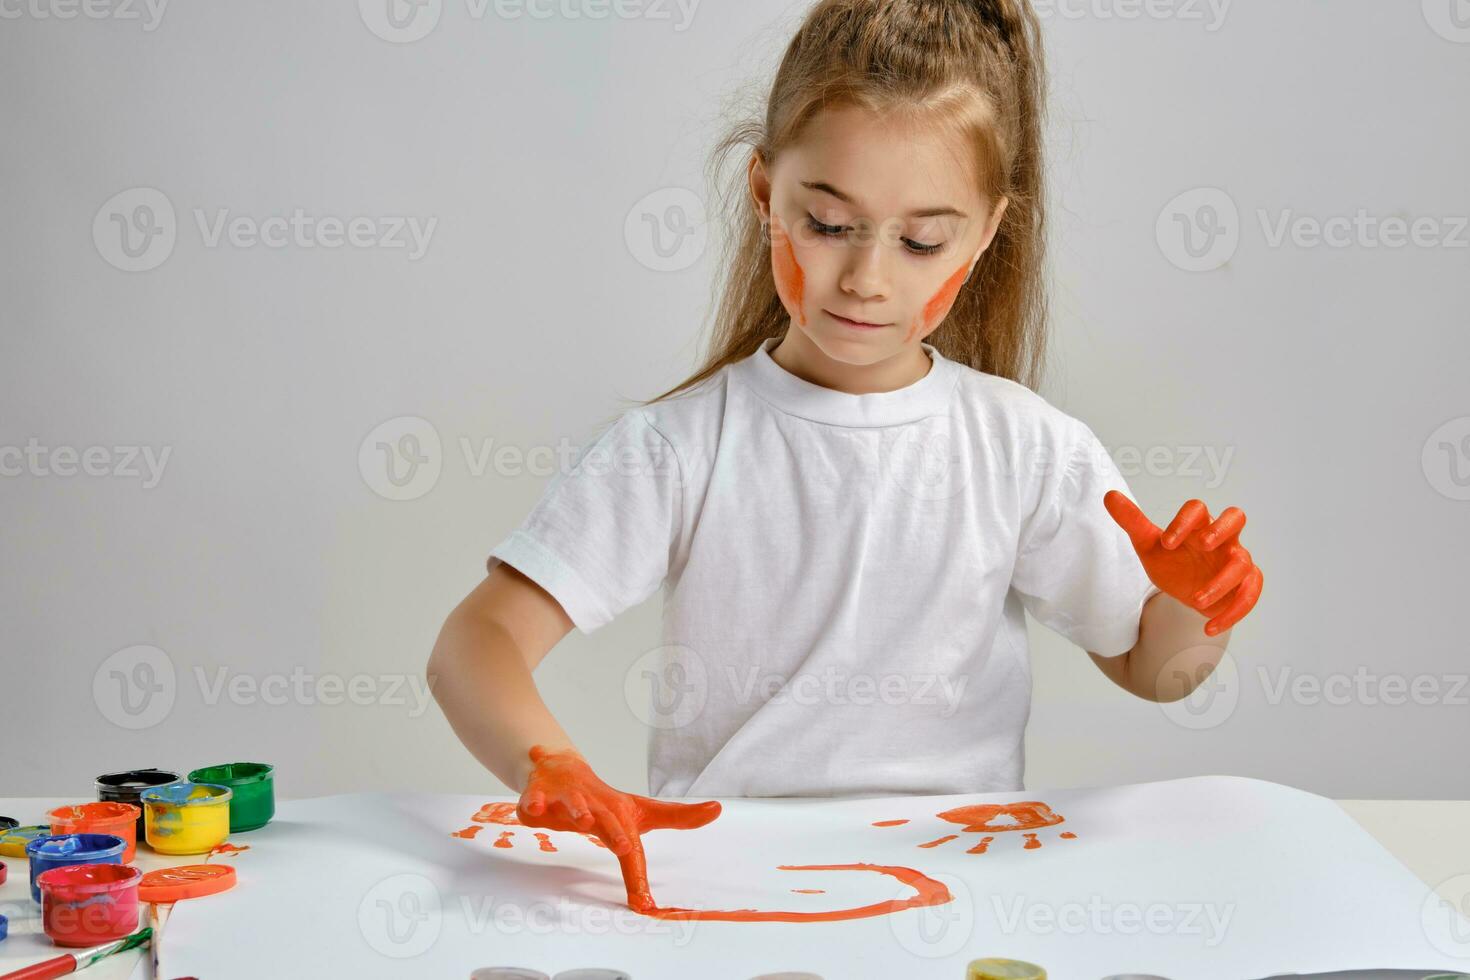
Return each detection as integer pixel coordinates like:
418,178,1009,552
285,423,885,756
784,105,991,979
426,561,582,794
426,563,723,911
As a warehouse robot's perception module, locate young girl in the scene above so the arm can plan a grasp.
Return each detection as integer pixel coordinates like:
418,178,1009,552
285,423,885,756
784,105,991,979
428,0,1262,913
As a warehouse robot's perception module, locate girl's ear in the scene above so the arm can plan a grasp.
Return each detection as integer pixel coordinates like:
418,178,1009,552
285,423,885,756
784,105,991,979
747,149,773,225
968,195,1010,271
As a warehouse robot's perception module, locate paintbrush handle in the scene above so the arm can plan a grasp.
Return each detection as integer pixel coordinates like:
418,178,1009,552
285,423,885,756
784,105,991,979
0,953,78,980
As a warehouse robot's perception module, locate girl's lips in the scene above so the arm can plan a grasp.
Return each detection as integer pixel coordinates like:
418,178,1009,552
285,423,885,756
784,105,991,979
827,310,890,329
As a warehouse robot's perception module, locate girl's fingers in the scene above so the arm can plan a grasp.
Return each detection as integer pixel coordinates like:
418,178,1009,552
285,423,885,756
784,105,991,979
1161,499,1210,549
1201,507,1246,550
567,791,595,830
522,789,545,816
1205,565,1263,636
589,801,635,855
1193,552,1252,608
1102,490,1162,552
637,797,723,832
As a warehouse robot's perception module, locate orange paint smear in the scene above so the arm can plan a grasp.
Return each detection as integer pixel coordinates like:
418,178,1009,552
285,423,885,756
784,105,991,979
770,215,807,326
1060,832,1077,839
937,801,1064,833
966,835,995,855
791,888,825,894
635,863,952,922
871,819,910,827
493,830,515,849
208,843,250,856
472,802,521,826
917,834,958,848
907,260,971,343
465,802,604,848
451,825,484,839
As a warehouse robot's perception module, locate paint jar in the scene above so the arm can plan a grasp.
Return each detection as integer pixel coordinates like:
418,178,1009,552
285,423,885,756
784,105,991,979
24,833,126,904
0,824,50,858
48,801,142,863
37,862,143,947
140,782,232,855
187,762,275,832
96,768,181,841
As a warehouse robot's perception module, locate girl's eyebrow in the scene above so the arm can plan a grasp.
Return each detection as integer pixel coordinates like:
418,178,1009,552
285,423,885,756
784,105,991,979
801,179,969,219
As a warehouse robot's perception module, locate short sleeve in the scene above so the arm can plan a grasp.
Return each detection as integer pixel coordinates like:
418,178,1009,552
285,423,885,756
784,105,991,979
1009,422,1160,657
486,409,682,634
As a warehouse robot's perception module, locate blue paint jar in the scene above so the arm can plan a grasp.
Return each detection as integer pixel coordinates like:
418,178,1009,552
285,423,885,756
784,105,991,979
24,833,126,903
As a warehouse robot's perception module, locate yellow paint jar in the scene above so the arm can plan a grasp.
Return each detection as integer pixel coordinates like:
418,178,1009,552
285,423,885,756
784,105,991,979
140,782,233,855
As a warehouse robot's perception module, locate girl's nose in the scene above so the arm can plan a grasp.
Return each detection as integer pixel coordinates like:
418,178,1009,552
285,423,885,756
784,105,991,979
838,232,891,302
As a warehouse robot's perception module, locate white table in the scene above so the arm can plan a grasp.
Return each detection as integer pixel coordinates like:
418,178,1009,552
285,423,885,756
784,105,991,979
1,795,1466,980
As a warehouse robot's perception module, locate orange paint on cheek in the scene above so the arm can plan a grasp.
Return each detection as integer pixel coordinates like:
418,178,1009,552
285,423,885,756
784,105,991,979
770,214,807,326
906,259,971,343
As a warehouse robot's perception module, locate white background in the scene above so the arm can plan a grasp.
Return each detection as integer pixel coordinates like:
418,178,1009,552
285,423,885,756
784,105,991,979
2,0,1467,800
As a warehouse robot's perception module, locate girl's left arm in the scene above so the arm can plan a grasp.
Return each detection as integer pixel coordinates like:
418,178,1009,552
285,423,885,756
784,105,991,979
1093,493,1264,703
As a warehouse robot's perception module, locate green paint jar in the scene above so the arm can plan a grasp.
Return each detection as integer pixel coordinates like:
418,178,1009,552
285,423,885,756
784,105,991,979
187,762,275,832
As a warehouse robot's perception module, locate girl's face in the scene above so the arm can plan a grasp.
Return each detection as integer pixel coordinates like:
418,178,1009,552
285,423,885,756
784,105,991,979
750,104,1008,374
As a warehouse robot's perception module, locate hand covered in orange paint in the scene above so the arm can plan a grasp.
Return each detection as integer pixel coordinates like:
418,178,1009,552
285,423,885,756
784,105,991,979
1103,492,1263,637
516,744,722,911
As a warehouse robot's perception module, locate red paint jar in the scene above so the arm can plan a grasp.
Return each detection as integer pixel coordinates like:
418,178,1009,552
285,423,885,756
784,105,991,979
37,863,143,947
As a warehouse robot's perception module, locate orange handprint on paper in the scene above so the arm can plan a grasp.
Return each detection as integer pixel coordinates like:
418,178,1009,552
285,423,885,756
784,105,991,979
878,801,1079,854
1103,491,1264,637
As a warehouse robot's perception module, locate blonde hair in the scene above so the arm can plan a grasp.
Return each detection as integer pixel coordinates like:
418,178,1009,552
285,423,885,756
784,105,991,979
625,0,1050,415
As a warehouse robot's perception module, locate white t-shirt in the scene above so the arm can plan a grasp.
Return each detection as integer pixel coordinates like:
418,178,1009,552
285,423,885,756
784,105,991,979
487,336,1159,799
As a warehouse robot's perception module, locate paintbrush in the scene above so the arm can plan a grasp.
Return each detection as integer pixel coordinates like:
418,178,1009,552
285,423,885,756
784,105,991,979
0,926,152,980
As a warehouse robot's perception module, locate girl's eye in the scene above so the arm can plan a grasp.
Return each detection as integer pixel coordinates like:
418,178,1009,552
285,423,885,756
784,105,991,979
804,214,944,256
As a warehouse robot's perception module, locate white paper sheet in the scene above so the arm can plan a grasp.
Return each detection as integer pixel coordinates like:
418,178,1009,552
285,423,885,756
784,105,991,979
160,775,1470,979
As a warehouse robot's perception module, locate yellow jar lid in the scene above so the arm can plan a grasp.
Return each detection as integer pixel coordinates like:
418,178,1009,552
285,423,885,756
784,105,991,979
966,959,1046,980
